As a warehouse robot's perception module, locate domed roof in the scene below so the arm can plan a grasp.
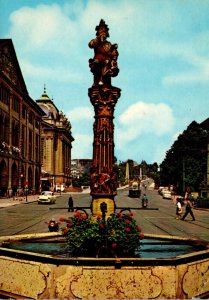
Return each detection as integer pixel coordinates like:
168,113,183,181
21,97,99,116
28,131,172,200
36,85,58,119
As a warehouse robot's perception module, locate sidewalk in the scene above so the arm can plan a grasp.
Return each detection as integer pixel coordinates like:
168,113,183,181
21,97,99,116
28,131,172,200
0,188,93,208
0,194,39,208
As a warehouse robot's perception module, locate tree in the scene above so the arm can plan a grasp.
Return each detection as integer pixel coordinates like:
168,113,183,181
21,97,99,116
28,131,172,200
160,121,208,194
72,172,90,187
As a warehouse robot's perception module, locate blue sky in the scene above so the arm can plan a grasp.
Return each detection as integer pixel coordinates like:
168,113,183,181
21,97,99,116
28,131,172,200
1,0,209,164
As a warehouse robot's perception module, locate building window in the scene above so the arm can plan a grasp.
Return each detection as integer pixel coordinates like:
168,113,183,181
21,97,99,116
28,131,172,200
22,125,25,157
12,121,19,146
35,119,39,129
41,138,44,165
12,95,20,113
0,84,9,106
22,104,26,119
35,133,39,162
29,111,34,125
29,129,33,160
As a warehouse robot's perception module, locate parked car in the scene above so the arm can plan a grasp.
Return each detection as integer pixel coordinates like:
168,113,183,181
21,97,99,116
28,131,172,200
38,191,56,204
158,187,164,195
162,190,172,199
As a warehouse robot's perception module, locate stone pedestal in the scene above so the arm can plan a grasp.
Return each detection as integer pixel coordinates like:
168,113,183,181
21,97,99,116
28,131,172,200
89,86,121,216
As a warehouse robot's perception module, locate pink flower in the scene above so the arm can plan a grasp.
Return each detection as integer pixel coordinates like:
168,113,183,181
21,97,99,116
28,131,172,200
125,227,131,233
112,243,117,248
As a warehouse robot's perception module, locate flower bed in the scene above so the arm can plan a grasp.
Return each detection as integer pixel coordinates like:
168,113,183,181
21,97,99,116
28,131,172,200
59,211,144,257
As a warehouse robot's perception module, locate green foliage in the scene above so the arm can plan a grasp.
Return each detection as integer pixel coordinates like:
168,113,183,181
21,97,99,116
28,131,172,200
72,172,90,187
59,212,144,257
160,121,208,193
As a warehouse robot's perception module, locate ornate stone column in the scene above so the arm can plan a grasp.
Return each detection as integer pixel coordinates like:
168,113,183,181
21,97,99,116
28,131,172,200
88,20,121,216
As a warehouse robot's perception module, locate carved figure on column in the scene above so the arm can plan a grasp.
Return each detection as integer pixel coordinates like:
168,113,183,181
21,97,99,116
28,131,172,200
89,19,119,86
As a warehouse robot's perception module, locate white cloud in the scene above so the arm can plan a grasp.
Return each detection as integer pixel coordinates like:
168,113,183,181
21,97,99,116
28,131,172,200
20,59,82,83
119,101,173,136
66,107,93,123
115,101,174,153
9,4,78,54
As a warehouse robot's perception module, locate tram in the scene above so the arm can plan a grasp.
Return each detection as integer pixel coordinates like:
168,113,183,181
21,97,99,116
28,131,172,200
128,179,141,198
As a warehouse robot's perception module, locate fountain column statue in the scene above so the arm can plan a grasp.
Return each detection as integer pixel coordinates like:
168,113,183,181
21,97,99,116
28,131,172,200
88,19,121,216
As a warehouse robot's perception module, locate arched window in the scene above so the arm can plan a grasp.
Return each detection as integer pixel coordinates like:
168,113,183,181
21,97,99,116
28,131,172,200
0,160,8,195
11,162,18,193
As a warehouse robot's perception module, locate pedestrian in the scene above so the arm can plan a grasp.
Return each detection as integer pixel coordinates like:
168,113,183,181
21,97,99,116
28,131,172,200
142,194,148,208
68,195,74,212
176,198,182,219
181,198,195,221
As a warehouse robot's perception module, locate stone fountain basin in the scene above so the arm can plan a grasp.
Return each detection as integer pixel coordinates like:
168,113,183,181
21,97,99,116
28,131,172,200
0,232,209,299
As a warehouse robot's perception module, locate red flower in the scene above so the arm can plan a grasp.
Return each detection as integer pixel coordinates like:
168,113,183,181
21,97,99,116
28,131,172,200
125,220,130,225
137,226,142,232
67,223,73,228
74,211,81,217
97,215,102,220
111,243,117,248
139,234,145,240
63,229,69,234
129,212,134,217
82,214,87,220
125,227,131,233
59,217,65,222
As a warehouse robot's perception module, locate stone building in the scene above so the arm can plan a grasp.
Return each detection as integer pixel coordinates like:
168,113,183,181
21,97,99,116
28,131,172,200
36,88,74,192
0,39,74,196
0,39,45,196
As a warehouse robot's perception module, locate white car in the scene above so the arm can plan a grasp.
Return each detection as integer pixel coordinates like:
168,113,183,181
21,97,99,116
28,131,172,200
38,191,56,204
162,190,172,199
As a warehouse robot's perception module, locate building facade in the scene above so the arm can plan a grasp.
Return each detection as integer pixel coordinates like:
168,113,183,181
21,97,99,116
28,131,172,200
71,159,92,178
0,39,74,196
0,39,44,196
36,89,74,192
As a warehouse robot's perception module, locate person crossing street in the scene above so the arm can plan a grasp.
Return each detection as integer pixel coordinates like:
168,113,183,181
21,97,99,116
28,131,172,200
181,198,195,221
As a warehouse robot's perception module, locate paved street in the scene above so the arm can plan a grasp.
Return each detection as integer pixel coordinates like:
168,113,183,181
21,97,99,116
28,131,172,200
0,185,209,243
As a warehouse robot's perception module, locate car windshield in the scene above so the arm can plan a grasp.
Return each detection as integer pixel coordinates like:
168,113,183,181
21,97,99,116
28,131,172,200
42,191,52,195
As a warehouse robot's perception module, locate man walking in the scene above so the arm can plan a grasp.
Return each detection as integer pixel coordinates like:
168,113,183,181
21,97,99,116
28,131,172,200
181,198,195,221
